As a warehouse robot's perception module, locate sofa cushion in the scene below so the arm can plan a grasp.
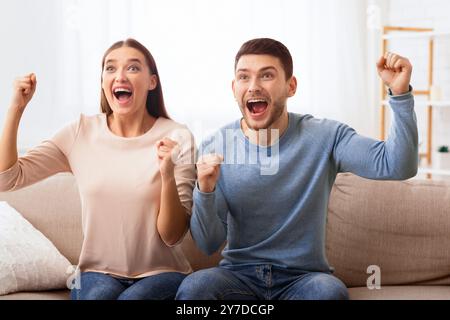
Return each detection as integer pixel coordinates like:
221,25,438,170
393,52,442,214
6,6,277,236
0,174,82,265
349,286,450,300
180,232,223,271
0,290,70,300
0,202,72,295
327,173,450,287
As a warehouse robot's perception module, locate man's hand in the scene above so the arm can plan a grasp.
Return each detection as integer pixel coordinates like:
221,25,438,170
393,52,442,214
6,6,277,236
376,52,412,96
156,138,181,179
196,154,223,193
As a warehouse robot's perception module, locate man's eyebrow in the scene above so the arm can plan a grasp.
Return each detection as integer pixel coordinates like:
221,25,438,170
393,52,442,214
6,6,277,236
259,66,277,73
236,66,277,73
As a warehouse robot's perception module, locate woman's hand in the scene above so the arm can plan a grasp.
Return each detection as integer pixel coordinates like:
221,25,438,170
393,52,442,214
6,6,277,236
156,138,181,179
11,73,37,112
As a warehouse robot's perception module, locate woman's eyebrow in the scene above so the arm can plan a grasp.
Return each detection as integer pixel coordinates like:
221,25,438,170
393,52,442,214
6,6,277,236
127,58,143,64
104,58,143,64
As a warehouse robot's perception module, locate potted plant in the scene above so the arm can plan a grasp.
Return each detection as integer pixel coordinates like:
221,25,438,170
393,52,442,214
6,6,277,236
435,145,450,170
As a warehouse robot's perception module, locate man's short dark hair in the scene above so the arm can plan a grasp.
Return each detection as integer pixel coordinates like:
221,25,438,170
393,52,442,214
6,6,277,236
235,38,293,80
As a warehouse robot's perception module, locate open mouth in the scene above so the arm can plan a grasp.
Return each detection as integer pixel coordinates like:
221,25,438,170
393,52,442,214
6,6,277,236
246,98,268,115
113,87,133,104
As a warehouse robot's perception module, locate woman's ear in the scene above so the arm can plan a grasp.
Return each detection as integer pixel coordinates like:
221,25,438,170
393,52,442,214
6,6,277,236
149,74,158,90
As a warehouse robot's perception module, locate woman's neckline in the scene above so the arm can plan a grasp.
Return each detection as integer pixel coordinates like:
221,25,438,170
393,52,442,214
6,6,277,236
102,113,161,140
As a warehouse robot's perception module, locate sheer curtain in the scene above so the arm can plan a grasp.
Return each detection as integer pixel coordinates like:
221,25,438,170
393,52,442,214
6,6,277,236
0,0,374,149
295,0,373,135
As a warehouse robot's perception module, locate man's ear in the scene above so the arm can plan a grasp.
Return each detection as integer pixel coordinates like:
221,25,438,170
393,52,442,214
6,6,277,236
149,74,158,90
287,76,297,97
232,79,237,100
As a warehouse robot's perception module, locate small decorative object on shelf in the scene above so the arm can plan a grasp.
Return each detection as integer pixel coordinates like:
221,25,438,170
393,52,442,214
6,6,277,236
435,145,450,170
438,146,449,153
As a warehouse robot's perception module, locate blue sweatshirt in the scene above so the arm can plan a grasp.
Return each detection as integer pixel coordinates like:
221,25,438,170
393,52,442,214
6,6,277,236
191,92,418,273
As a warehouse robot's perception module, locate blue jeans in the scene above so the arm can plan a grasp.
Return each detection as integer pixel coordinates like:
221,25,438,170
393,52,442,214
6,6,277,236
176,265,349,300
70,271,187,300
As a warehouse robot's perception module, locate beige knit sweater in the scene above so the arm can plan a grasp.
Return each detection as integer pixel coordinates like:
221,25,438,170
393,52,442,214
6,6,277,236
0,114,196,278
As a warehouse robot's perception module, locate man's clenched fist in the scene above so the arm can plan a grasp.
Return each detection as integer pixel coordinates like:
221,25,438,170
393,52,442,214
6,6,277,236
197,154,224,193
376,52,412,96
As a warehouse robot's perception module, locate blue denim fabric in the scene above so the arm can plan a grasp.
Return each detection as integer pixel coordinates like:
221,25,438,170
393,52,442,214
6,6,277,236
176,265,348,300
70,271,187,300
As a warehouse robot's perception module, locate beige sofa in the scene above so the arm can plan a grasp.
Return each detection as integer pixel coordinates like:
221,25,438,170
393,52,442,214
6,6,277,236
1,173,450,300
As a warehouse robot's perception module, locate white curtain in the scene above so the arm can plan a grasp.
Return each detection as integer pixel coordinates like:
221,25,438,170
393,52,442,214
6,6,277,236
295,0,372,135
0,0,375,150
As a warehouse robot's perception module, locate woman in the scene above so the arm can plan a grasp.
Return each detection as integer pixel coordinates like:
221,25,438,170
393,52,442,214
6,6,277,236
0,39,196,300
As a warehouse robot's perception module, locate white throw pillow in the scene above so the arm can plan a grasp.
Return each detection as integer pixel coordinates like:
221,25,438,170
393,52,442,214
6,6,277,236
0,201,71,295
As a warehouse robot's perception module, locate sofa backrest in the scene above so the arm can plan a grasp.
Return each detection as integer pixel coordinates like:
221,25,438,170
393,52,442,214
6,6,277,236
2,173,450,288
327,173,450,287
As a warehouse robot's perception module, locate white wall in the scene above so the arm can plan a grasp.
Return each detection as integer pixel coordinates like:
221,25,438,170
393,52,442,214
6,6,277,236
0,1,62,150
0,0,373,152
387,0,450,156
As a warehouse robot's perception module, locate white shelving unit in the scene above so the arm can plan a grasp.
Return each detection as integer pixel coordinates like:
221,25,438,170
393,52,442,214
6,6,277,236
380,26,450,179
382,100,450,107
382,31,450,40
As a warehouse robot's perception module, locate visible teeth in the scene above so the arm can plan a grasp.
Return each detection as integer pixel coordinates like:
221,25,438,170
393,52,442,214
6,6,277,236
114,88,132,93
248,99,266,103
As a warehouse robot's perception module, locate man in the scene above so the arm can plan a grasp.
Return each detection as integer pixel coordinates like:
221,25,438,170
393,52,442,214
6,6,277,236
176,38,418,300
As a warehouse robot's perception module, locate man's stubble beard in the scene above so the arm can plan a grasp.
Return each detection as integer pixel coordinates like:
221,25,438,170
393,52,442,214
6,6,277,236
240,99,286,131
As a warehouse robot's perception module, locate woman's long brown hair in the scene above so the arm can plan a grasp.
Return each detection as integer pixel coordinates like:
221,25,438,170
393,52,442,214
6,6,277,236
100,38,169,118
